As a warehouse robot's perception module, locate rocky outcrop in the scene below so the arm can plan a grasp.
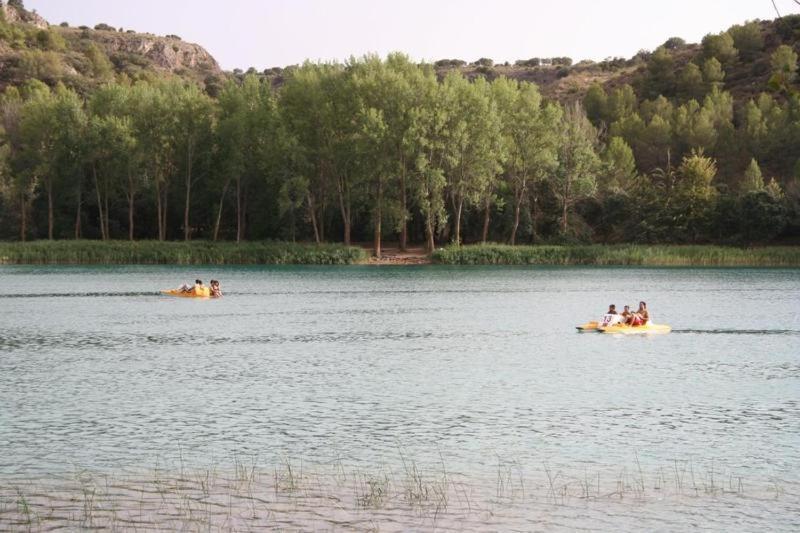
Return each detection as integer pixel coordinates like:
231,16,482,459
0,2,49,29
71,29,221,73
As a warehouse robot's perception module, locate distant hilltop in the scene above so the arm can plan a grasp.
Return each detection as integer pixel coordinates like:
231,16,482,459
1,0,798,105
0,0,220,92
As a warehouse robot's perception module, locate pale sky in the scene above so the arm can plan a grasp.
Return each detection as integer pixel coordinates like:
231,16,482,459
27,0,800,71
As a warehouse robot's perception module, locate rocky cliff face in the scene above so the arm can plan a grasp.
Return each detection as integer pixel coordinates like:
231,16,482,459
0,1,49,29
1,1,221,79
60,27,221,73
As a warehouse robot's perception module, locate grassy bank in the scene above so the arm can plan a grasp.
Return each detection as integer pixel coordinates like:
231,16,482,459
0,240,368,265
431,244,800,267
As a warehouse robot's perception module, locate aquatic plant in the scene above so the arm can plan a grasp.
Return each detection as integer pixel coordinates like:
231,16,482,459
431,243,800,266
0,240,368,265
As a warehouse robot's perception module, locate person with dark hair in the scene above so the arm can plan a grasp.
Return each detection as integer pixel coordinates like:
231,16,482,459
626,301,649,326
192,279,210,297
210,279,222,298
601,304,621,327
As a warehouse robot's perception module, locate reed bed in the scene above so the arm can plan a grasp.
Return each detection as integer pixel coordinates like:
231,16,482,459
432,244,800,267
0,240,368,265
0,455,787,531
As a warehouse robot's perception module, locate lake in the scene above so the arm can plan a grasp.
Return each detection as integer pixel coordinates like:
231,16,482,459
1,265,799,530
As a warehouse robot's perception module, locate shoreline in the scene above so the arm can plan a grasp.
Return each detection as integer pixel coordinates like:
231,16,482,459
1,241,799,267
0,458,789,531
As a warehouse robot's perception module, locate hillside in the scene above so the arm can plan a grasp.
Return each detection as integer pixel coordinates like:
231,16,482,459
0,0,221,93
429,17,799,104
2,0,797,106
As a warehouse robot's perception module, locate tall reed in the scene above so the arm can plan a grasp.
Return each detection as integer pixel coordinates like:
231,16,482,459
431,244,800,267
0,240,368,265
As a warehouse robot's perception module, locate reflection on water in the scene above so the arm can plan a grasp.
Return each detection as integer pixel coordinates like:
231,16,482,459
0,265,799,529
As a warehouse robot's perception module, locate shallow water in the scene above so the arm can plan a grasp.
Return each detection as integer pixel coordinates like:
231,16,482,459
1,265,799,530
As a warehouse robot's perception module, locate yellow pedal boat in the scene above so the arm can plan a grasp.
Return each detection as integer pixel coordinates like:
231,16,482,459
597,322,671,335
161,289,211,299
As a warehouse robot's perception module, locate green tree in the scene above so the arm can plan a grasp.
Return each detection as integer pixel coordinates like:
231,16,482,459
740,158,764,193
408,71,448,252
769,45,798,90
494,77,559,243
728,21,763,60
128,83,174,240
600,136,636,192
701,32,738,67
675,149,718,241
554,102,600,234
583,83,608,126
606,84,638,123
677,62,705,101
738,190,787,243
644,47,675,97
440,73,502,245
0,87,36,241
84,42,114,81
701,58,725,93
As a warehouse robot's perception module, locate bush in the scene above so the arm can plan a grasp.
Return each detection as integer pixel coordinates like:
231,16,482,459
15,49,63,83
473,57,493,67
662,36,686,50
166,34,181,40
34,29,66,51
515,58,540,67
738,191,787,243
434,59,466,68
59,22,69,27
94,23,115,31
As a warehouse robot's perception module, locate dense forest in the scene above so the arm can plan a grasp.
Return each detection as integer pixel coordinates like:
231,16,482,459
1,3,799,253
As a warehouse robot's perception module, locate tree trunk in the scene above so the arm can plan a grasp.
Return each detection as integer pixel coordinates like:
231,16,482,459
235,177,242,243
241,194,248,239
425,208,435,253
92,164,107,240
127,172,136,241
337,178,351,246
74,184,82,239
561,195,569,234
155,180,162,241
213,179,230,242
453,196,464,246
481,198,491,243
183,155,193,241
399,161,408,251
319,199,325,242
183,185,191,240
46,177,53,240
530,191,539,244
510,191,522,245
104,188,110,240
307,192,321,244
162,192,168,241
373,180,382,259
19,191,27,242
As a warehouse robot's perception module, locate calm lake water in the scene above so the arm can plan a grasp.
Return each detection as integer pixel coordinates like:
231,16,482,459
1,265,799,530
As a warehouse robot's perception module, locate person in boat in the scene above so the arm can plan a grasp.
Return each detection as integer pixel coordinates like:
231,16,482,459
177,279,203,293
626,301,649,326
210,279,222,298
601,304,622,326
620,305,632,321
